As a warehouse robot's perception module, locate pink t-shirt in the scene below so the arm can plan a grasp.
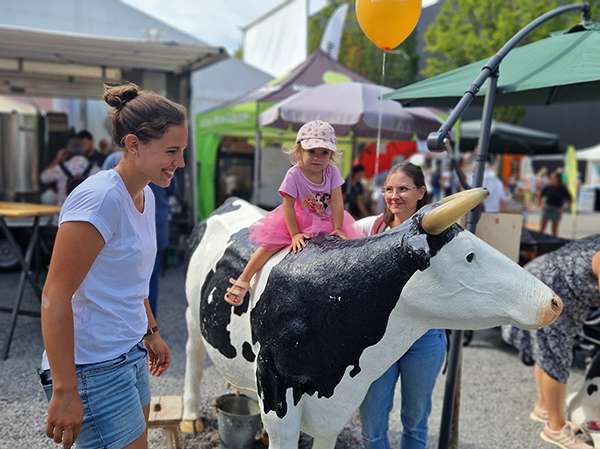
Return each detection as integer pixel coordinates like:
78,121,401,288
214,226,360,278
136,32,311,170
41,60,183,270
279,164,345,218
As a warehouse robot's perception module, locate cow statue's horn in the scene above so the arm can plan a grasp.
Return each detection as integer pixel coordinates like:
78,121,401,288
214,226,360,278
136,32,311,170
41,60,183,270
421,188,489,235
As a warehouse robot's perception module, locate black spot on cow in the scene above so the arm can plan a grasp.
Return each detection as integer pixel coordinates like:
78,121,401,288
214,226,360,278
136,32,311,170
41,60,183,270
198,228,257,359
587,383,598,396
212,197,242,216
586,352,600,380
185,221,207,276
242,342,256,362
251,207,462,418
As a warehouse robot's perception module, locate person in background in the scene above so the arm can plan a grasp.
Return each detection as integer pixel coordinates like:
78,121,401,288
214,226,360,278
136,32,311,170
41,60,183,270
76,130,106,168
357,162,446,449
535,167,550,203
147,180,176,317
40,137,101,206
503,241,600,449
481,159,508,213
345,164,369,219
102,149,176,317
102,149,124,171
539,171,572,237
98,138,112,155
430,160,443,202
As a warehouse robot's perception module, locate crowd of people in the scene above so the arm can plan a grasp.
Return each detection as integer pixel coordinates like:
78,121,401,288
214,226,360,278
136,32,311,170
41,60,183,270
342,154,573,238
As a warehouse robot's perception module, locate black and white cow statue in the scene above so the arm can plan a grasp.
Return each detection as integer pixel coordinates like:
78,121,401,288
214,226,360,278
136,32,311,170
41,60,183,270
182,189,562,449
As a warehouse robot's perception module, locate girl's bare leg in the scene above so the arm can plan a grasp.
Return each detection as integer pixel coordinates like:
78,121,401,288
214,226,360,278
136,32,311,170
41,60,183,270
238,247,280,283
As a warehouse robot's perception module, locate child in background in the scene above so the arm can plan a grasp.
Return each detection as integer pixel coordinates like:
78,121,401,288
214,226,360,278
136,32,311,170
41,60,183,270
224,120,363,306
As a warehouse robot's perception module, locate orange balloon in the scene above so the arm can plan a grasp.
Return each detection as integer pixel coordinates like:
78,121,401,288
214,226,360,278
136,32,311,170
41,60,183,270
356,0,422,51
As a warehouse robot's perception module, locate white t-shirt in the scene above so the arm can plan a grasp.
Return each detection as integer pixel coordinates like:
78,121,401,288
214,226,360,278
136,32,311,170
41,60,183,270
42,170,156,369
481,170,507,213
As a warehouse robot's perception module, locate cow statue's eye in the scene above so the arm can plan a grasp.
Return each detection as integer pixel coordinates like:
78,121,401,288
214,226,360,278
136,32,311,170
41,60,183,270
466,252,475,263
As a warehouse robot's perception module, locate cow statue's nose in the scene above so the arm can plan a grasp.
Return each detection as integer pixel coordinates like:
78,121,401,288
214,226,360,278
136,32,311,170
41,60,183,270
537,294,563,327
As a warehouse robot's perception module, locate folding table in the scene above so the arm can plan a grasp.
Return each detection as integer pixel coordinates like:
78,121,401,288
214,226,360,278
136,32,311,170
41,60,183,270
0,202,60,359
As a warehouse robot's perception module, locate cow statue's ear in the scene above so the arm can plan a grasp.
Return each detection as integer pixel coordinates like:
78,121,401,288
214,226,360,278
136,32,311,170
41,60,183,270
402,234,430,271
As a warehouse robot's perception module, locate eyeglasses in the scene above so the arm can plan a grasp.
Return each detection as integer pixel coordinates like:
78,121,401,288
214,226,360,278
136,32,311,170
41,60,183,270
383,186,419,196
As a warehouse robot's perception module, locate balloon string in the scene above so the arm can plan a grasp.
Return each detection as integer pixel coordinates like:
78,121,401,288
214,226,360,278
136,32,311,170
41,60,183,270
375,51,386,179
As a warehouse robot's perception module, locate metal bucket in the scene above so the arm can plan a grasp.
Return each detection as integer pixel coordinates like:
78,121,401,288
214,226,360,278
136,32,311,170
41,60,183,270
215,394,262,449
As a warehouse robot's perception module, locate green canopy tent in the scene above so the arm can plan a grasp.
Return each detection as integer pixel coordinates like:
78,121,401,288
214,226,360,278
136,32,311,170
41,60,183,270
196,49,370,219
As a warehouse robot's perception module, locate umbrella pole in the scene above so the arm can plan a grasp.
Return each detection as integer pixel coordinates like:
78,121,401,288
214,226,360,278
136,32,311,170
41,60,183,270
438,72,498,449
253,102,262,205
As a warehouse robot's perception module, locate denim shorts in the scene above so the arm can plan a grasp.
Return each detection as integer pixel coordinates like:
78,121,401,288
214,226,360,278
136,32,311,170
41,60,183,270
42,341,150,449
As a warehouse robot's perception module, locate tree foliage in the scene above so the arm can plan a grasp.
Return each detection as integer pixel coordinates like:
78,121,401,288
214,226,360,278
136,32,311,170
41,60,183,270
308,1,420,88
423,0,599,122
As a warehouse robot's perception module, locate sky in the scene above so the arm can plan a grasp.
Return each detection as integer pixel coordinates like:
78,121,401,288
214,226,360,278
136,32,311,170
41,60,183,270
121,0,328,53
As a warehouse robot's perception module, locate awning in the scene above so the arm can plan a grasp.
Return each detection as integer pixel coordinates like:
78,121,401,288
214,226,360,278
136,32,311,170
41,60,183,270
0,25,226,98
460,120,561,154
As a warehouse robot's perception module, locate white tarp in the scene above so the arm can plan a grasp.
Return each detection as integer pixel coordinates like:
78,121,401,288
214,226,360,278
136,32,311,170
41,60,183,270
243,0,307,77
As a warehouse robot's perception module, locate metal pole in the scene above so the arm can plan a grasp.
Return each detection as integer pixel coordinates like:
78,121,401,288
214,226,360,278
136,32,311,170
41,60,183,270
438,73,498,449
252,101,262,205
426,2,590,153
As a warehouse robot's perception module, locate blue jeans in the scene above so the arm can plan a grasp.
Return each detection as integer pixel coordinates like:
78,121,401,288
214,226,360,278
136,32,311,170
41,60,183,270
360,329,446,449
42,342,150,449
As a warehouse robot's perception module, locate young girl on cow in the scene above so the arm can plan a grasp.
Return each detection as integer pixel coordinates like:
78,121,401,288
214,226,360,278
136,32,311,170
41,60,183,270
224,120,363,305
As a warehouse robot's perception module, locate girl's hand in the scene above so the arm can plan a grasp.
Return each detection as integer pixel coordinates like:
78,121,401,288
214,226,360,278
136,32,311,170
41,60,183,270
145,334,171,376
329,228,348,240
290,233,309,253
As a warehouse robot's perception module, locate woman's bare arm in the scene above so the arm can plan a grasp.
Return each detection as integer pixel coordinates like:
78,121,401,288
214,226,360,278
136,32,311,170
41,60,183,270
41,221,104,446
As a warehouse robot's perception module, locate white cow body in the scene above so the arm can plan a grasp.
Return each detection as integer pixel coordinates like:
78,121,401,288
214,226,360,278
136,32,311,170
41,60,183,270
183,199,560,449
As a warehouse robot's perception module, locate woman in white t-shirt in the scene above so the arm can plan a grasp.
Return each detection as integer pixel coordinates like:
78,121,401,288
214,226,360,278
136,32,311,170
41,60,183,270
40,83,187,449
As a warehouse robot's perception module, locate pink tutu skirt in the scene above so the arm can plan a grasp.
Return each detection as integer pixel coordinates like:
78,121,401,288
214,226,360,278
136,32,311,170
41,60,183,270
249,203,363,249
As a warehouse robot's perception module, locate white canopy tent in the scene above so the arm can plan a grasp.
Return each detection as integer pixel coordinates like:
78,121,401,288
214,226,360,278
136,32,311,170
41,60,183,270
576,144,600,162
0,24,226,224
0,25,225,98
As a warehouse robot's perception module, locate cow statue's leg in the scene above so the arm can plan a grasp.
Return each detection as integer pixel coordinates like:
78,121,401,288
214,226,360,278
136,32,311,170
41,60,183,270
260,389,302,449
180,305,206,433
311,436,338,449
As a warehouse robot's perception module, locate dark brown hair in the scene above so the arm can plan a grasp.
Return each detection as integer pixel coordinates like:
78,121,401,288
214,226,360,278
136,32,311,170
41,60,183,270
383,161,429,227
103,82,186,145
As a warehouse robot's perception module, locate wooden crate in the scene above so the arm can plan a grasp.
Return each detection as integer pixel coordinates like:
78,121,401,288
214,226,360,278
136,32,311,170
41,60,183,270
148,395,183,449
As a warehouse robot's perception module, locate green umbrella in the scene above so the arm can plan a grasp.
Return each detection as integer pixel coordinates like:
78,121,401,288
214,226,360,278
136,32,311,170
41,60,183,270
385,22,600,107
460,120,561,154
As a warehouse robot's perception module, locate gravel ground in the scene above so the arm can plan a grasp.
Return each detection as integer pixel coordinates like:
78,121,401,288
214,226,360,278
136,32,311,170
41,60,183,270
0,264,588,449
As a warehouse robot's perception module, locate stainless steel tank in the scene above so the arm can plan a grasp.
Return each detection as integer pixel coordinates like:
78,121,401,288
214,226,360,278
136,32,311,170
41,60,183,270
0,112,39,201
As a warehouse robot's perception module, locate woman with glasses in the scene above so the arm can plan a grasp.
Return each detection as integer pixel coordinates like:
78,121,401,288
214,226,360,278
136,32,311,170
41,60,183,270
356,162,447,449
